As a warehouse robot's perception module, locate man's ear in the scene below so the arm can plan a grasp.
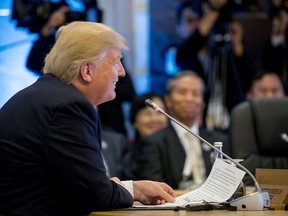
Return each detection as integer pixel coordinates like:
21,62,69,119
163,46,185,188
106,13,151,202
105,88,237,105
79,63,93,82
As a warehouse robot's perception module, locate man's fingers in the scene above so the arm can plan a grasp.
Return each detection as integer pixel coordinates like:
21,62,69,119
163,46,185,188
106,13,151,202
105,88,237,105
159,182,176,198
152,197,166,205
156,185,175,203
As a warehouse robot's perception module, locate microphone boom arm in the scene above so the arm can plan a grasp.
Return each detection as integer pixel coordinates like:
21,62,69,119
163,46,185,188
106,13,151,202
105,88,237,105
145,99,261,192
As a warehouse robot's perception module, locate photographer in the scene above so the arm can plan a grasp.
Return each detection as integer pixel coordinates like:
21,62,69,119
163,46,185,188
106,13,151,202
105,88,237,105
26,5,71,75
18,0,96,75
170,0,254,130
261,0,288,93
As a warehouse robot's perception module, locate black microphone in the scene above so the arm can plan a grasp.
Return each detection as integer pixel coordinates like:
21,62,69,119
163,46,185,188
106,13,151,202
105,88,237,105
145,99,270,210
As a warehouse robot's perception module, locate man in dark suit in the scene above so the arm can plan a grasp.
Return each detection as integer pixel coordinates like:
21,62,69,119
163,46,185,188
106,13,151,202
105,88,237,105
0,21,175,216
134,71,229,189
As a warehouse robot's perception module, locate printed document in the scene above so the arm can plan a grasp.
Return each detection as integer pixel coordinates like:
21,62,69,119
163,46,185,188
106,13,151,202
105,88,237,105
133,158,246,208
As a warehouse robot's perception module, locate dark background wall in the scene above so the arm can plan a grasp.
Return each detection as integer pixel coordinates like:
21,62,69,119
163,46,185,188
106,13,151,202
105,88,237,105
149,0,179,96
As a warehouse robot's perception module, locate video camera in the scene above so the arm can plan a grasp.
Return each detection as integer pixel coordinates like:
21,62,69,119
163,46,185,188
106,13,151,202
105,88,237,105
12,0,99,33
201,0,234,48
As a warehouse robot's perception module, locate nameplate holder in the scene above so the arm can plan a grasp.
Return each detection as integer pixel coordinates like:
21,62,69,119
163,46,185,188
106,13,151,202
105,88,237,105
256,168,288,210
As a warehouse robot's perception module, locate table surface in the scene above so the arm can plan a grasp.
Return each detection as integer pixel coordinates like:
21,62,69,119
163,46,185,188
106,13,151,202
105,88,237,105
89,189,287,216
89,210,287,216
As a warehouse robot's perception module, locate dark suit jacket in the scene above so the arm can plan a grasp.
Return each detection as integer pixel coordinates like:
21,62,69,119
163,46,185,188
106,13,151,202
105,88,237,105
102,130,126,178
0,74,133,216
134,124,229,189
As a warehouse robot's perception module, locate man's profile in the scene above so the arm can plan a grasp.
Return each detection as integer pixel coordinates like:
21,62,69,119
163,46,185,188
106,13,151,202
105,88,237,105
0,21,175,216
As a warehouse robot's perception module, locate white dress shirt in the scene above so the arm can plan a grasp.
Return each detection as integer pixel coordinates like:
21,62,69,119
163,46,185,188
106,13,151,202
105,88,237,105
171,121,206,184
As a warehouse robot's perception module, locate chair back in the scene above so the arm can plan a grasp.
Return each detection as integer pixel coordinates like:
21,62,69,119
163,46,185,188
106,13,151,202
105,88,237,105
230,97,288,184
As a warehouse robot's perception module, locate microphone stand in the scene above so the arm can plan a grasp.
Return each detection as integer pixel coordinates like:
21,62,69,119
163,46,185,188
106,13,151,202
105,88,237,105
145,99,270,211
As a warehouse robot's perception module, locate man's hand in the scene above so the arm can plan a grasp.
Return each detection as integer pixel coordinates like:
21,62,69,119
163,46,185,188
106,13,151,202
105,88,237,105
41,6,70,36
199,0,228,36
110,177,121,183
133,180,176,205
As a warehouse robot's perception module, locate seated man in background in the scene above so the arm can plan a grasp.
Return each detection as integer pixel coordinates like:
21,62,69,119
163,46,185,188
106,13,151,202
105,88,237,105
0,21,175,216
133,71,230,190
230,70,288,185
246,71,286,99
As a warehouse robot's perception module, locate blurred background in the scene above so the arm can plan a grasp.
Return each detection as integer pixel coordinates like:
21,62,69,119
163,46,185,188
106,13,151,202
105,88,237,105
0,0,150,107
0,0,281,107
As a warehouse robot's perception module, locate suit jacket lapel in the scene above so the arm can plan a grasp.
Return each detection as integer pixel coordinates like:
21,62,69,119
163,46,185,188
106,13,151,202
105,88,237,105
164,125,186,186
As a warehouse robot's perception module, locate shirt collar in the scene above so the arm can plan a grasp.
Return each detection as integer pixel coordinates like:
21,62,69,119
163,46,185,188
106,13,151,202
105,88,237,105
171,120,199,138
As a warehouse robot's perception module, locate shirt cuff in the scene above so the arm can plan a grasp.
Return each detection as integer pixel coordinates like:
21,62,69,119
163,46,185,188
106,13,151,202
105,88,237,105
120,180,134,198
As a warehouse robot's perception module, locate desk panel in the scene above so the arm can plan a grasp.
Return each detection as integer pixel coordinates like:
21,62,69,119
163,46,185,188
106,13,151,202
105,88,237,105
89,210,286,216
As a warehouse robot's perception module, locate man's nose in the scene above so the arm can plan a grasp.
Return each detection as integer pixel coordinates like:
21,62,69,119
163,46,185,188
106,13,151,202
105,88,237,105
119,63,125,77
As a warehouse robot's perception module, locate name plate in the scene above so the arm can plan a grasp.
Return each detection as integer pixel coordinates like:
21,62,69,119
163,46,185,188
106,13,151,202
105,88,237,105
256,169,288,209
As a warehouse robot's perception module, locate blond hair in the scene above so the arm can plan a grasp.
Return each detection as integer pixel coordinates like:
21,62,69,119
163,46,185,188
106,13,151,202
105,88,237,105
43,21,128,83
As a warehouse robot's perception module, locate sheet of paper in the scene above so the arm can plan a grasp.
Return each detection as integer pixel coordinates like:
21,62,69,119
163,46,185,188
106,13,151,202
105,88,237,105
133,158,246,208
